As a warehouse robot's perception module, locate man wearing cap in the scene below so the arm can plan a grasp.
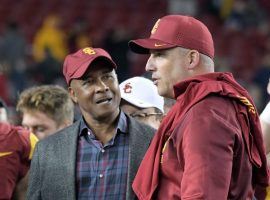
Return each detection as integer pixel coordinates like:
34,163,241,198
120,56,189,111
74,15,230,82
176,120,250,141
119,76,164,129
129,15,269,199
27,47,155,200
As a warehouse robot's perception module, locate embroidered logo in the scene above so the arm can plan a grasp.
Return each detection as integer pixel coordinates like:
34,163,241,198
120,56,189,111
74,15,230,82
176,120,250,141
151,19,160,34
83,47,96,55
154,43,166,47
160,137,170,164
0,152,12,157
238,96,256,114
123,83,132,93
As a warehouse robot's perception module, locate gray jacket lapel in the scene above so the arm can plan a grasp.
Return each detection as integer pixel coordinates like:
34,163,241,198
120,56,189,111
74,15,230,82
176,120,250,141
33,117,154,200
57,121,80,200
126,115,155,200
28,121,80,200
65,117,155,200
42,121,79,200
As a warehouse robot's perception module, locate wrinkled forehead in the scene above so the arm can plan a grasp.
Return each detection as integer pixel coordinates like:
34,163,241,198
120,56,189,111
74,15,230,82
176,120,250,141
91,58,115,70
81,65,115,79
150,46,188,54
84,59,115,76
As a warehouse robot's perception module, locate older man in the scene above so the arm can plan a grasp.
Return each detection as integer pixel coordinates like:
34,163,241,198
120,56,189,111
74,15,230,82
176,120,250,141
27,47,155,200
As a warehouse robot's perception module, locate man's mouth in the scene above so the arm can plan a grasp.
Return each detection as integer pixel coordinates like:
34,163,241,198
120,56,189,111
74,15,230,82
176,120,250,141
152,78,159,86
96,98,112,104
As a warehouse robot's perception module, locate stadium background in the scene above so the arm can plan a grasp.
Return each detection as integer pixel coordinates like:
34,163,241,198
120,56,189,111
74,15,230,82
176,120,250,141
0,0,269,123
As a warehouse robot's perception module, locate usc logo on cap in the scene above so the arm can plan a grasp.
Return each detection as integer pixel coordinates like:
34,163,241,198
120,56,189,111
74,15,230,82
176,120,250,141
151,19,160,34
83,47,96,55
123,83,132,93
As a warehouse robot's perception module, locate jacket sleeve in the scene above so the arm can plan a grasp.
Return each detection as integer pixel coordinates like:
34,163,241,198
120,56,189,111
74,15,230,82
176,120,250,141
26,142,42,200
178,98,241,199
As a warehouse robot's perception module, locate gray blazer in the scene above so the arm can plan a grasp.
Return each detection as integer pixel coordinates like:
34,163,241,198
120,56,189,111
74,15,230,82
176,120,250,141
27,115,155,200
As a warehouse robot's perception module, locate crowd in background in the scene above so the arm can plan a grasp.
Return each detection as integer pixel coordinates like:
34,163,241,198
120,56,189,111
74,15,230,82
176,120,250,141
0,0,270,124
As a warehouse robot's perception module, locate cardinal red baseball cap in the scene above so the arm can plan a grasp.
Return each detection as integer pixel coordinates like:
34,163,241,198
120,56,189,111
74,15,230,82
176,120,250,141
63,47,117,85
129,15,214,59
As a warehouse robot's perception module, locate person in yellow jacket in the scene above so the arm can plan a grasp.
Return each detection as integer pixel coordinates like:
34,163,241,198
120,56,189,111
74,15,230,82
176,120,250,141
32,14,68,62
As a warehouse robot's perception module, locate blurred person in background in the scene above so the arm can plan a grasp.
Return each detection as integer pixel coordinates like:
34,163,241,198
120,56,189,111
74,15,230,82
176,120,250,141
27,47,155,200
0,97,8,122
104,26,131,82
67,17,92,53
32,14,68,63
259,78,270,198
29,47,62,85
16,85,74,140
15,84,73,199
30,14,68,88
0,122,38,200
120,76,164,129
260,78,270,156
0,21,28,102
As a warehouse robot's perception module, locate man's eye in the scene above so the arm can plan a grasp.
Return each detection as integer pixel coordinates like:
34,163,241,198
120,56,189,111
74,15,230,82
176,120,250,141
35,126,46,132
130,113,147,118
103,74,113,80
83,79,94,85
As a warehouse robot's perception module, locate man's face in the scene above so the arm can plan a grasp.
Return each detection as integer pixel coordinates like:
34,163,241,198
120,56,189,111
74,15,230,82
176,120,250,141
145,47,189,98
69,62,121,122
22,110,60,140
121,101,162,129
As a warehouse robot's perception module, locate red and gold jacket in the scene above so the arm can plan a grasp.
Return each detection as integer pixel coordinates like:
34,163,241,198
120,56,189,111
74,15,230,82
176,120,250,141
133,72,269,200
0,122,38,200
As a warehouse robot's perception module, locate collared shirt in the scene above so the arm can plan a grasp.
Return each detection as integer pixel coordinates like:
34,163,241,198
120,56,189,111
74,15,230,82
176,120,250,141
76,111,129,200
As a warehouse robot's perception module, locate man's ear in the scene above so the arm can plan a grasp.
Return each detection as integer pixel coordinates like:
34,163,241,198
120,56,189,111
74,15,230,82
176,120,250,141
68,86,78,103
187,50,200,70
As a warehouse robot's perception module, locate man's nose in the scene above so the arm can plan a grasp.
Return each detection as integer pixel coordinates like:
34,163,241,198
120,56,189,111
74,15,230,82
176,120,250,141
96,79,109,92
145,55,154,72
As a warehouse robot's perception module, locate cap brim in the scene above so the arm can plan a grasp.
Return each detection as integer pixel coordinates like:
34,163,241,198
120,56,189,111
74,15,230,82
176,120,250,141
70,56,117,84
129,38,177,54
121,95,156,109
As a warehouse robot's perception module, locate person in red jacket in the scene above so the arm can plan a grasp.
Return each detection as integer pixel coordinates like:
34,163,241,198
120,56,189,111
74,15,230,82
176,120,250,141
0,122,38,200
128,15,269,200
